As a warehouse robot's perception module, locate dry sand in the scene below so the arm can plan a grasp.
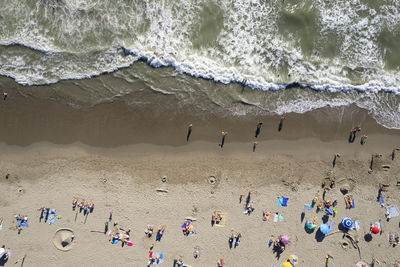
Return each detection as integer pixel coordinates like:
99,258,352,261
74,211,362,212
0,137,400,267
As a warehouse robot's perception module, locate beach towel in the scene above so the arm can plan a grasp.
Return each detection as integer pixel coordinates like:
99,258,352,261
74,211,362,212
16,218,28,228
278,214,284,222
304,204,313,211
350,199,355,209
378,195,384,206
277,197,288,207
215,212,227,227
47,210,59,224
326,208,333,215
354,221,360,231
181,221,190,228
386,206,400,219
150,252,164,265
345,196,355,209
327,221,335,232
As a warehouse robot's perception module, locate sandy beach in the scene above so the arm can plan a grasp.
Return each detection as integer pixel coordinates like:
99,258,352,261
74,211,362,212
0,88,400,266
2,1,400,266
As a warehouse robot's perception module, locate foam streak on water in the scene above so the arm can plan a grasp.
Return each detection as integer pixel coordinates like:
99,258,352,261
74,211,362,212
1,0,400,128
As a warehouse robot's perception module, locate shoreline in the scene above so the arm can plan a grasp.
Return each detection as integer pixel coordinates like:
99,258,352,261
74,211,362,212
0,77,399,147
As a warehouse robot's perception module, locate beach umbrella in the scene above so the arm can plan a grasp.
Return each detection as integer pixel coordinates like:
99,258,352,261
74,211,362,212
371,226,380,234
355,261,368,267
305,221,317,230
282,262,293,267
280,234,291,245
342,217,354,229
288,255,298,266
320,223,330,235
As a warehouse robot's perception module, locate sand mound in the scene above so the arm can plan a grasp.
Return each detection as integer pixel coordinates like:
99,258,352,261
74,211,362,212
53,228,74,251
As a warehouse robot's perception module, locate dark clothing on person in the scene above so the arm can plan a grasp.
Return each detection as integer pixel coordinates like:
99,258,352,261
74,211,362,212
255,123,263,138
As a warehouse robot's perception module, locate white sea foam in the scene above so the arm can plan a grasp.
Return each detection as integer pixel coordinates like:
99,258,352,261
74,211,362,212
1,0,400,128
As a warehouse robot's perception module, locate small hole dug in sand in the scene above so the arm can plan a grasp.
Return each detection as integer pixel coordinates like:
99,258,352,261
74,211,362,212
53,228,75,251
208,176,216,185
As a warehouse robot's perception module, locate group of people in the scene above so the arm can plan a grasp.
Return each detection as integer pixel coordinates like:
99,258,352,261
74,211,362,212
181,220,195,236
0,245,11,262
72,199,94,215
37,207,54,223
186,117,286,151
211,212,223,226
107,224,131,246
14,214,28,234
228,233,242,248
144,224,166,241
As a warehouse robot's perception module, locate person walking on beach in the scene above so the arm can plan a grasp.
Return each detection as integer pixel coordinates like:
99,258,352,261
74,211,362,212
332,153,340,168
255,122,263,138
3,92,7,101
360,134,368,145
241,79,247,93
392,147,400,160
186,124,193,142
253,141,257,152
348,126,361,143
278,116,285,132
219,131,227,148
234,233,242,248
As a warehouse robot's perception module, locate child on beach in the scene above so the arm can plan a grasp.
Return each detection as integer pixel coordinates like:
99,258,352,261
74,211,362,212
263,210,270,221
193,246,201,258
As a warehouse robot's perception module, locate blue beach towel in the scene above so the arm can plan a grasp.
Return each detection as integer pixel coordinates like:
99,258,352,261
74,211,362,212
277,197,289,207
378,196,384,206
16,219,28,228
350,199,355,209
304,204,313,211
47,210,59,224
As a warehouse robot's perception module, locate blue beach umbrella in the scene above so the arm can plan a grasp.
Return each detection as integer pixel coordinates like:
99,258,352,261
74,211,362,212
320,223,330,235
342,217,354,229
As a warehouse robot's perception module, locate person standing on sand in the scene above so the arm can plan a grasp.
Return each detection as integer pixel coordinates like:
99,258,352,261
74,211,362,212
332,153,340,168
350,126,361,143
253,141,257,152
241,79,247,93
219,131,227,148
360,134,368,145
255,122,263,138
3,92,7,101
392,147,400,160
278,116,285,132
186,124,193,142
